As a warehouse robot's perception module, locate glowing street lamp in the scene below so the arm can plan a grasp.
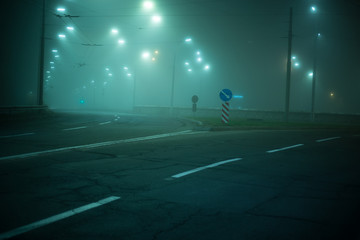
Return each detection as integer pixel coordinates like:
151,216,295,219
57,7,66,12
142,51,150,59
111,28,119,35
143,1,154,10
66,26,74,31
118,39,125,45
152,15,162,24
58,34,66,38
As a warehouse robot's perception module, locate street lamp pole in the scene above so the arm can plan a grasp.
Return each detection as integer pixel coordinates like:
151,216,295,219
310,5,319,122
311,33,319,121
284,7,293,122
37,0,45,106
170,53,176,115
132,69,137,111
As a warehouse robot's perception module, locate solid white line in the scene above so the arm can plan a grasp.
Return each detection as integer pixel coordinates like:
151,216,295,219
267,144,304,153
171,158,242,179
0,130,202,161
316,136,341,143
0,132,35,139
0,196,120,240
99,121,111,125
63,126,87,131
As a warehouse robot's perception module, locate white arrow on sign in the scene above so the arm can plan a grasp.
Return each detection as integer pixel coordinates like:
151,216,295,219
221,90,231,100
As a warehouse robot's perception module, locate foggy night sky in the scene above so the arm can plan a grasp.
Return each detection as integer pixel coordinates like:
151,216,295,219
0,0,359,114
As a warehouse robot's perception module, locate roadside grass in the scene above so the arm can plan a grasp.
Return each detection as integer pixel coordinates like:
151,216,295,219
187,117,360,130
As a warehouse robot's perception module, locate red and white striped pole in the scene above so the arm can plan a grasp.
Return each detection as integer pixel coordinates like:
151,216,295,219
221,102,230,124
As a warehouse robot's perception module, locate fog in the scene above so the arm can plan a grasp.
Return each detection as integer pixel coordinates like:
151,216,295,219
1,0,360,114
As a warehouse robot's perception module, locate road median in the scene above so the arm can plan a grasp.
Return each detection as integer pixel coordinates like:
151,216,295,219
188,117,360,131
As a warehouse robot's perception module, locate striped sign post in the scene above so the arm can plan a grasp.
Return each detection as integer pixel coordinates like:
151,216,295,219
219,89,233,124
221,102,230,123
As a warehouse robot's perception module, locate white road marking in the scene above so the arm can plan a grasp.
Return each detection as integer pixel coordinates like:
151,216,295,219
0,130,203,161
63,126,87,131
171,158,242,179
316,136,341,142
99,121,111,125
0,132,35,139
0,196,120,240
266,144,304,153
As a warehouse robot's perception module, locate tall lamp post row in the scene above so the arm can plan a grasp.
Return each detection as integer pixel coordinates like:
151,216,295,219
284,5,320,122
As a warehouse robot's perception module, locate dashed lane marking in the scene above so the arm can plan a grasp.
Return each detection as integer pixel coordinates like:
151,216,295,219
316,136,341,143
170,158,242,179
62,126,87,131
0,196,120,240
266,144,304,153
99,121,111,125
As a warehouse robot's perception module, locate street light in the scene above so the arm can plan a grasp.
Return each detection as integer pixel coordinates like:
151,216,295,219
152,15,162,24
142,51,150,59
170,38,193,114
310,6,320,121
111,28,119,35
57,7,66,12
143,1,154,10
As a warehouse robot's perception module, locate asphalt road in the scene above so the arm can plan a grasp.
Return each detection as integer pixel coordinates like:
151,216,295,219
0,112,360,239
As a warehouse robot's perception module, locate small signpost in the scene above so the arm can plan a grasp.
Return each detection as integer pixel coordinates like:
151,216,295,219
219,89,232,124
192,95,199,113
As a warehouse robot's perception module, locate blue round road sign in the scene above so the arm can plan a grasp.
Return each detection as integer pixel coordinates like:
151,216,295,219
219,89,232,102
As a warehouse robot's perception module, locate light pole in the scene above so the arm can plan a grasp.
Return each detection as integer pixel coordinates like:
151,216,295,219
310,6,319,121
170,38,193,115
284,7,293,122
37,0,45,106
132,50,158,111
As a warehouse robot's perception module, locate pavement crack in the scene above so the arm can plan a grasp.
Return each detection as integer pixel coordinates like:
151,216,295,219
151,209,202,240
74,149,118,159
245,212,327,225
